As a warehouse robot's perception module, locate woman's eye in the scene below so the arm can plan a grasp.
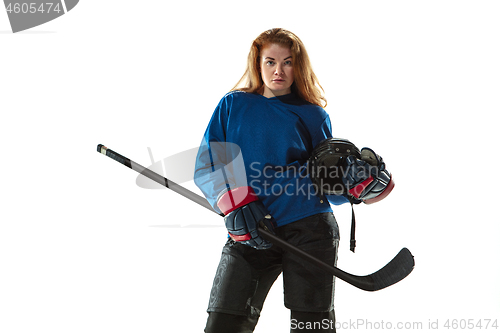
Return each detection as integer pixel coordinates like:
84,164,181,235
284,60,292,65
266,61,275,66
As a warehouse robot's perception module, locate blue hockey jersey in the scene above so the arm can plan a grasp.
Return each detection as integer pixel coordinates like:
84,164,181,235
194,91,348,227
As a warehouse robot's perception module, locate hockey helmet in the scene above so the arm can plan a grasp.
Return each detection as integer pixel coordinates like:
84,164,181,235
308,138,360,195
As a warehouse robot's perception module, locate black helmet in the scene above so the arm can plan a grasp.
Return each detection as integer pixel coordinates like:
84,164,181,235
308,138,360,195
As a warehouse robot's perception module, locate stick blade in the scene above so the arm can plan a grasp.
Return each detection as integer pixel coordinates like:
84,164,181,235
369,247,415,291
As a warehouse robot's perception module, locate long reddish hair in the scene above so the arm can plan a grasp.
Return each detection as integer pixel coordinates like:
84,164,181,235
231,28,327,108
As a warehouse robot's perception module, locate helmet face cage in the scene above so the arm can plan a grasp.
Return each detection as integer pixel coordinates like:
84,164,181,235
309,138,360,195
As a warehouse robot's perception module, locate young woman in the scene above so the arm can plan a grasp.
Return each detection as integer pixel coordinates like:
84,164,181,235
194,28,352,333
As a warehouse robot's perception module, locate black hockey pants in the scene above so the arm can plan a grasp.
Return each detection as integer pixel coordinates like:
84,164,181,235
204,212,339,333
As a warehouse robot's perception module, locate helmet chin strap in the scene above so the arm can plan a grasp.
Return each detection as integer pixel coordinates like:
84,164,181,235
348,197,358,253
309,137,362,252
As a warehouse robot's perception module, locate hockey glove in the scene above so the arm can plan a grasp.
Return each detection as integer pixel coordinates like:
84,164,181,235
343,147,395,204
217,186,276,249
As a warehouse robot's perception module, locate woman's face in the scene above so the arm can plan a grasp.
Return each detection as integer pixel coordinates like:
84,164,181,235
260,44,294,98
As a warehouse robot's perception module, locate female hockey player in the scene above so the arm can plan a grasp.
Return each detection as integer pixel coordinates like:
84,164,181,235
194,28,391,333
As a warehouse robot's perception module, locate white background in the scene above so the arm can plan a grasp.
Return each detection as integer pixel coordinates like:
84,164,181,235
1,1,499,332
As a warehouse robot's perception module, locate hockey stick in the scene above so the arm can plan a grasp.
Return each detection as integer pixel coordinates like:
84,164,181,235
96,144,414,292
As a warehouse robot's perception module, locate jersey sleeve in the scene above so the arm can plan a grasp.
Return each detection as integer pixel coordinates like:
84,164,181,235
193,94,247,213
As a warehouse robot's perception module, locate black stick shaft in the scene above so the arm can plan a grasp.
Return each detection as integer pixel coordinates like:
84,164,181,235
97,144,220,215
97,144,413,291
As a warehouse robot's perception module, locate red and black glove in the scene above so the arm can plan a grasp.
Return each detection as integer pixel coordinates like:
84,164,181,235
217,186,276,249
343,147,395,204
